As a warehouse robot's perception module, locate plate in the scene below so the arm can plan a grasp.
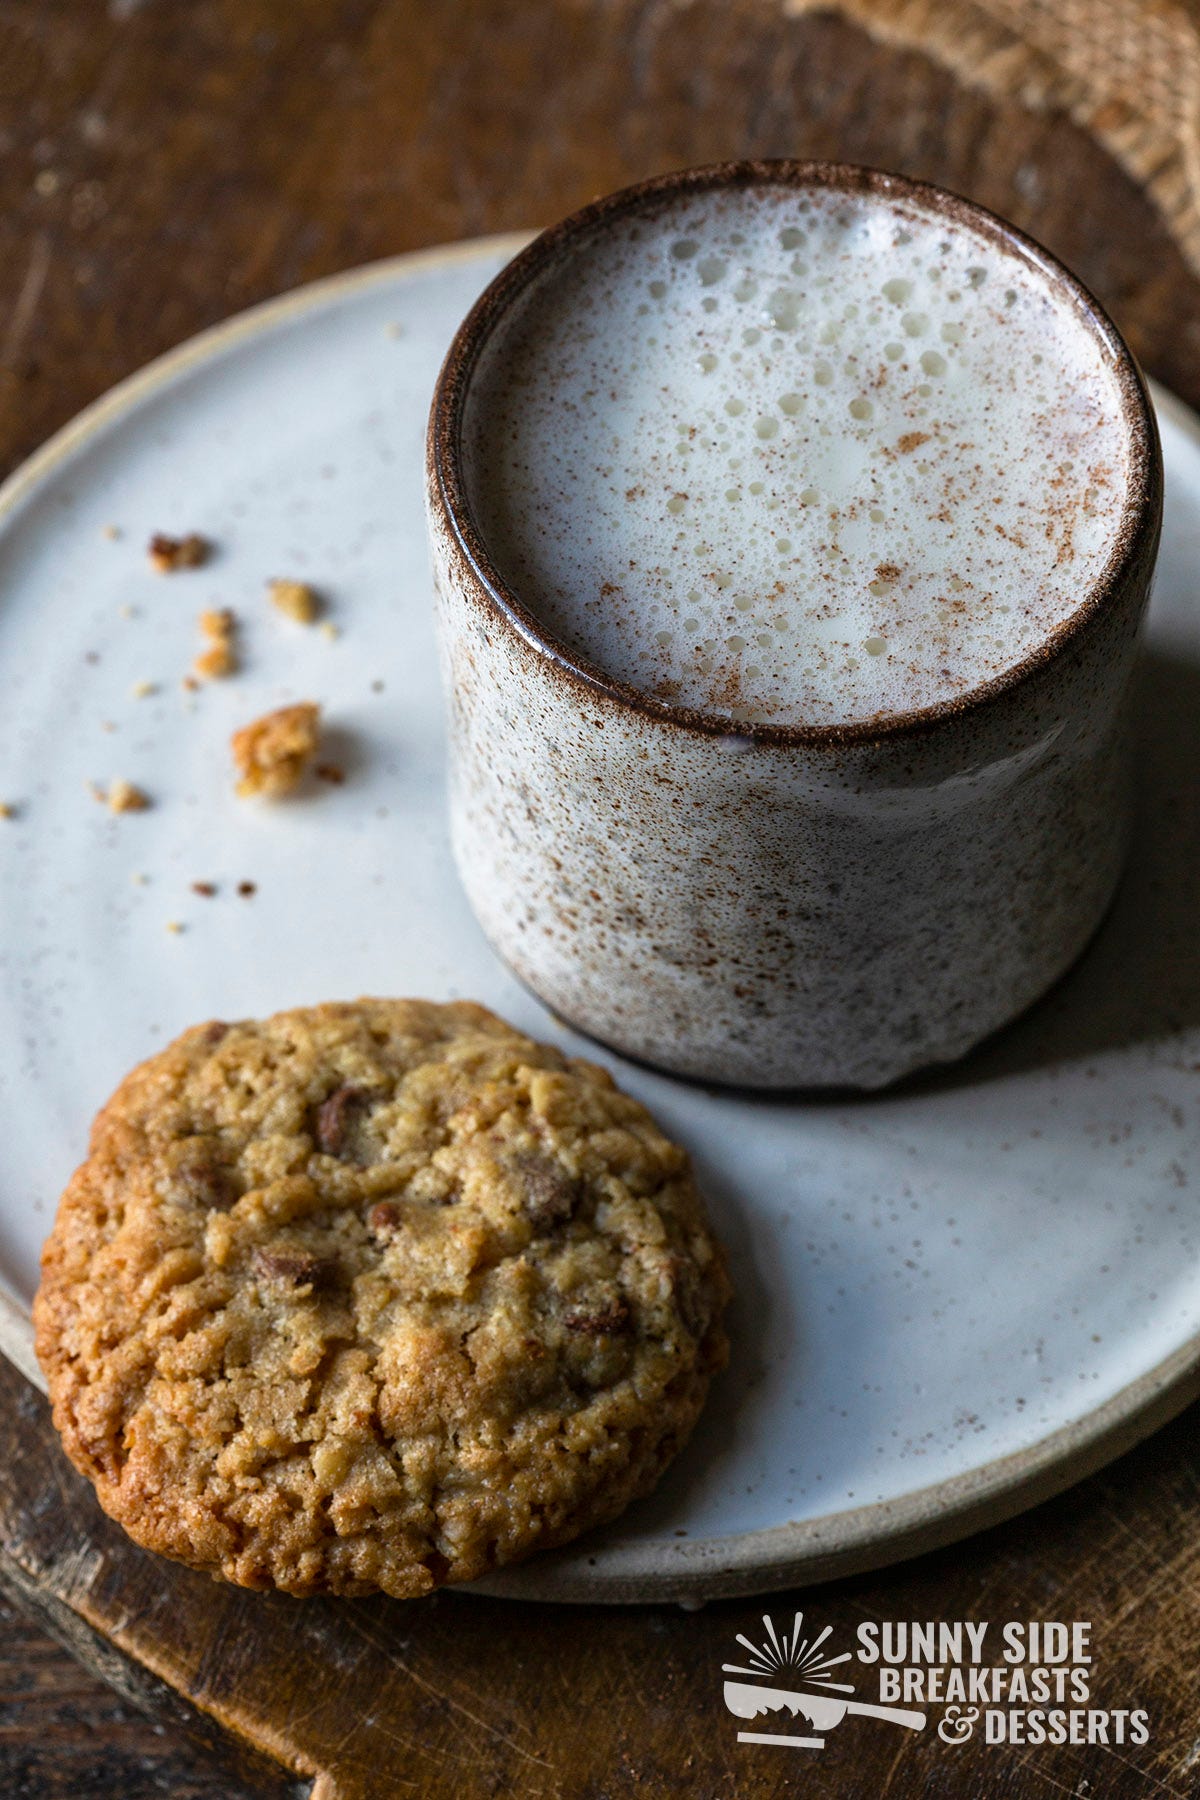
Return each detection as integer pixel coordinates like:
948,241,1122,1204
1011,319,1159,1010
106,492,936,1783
1,238,1198,1604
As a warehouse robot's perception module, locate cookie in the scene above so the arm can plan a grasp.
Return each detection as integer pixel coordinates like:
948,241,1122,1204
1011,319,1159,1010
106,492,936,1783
34,999,730,1597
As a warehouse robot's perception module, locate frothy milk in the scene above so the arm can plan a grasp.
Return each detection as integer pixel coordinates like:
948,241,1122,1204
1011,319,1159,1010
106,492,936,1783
462,182,1132,726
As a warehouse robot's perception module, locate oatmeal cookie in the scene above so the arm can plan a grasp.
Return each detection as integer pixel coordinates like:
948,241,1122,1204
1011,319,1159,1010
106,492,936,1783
34,1000,730,1597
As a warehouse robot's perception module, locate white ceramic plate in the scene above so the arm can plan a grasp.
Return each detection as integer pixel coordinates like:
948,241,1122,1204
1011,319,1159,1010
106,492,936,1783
1,238,1199,1605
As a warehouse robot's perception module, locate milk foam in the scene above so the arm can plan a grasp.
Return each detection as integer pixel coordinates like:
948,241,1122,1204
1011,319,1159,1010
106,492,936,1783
462,184,1131,726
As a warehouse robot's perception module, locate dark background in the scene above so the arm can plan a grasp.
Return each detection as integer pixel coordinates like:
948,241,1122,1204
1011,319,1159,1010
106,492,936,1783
3,2,1200,1795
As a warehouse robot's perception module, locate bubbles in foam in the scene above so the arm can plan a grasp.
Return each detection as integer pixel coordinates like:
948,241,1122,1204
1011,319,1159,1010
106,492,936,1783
462,183,1132,726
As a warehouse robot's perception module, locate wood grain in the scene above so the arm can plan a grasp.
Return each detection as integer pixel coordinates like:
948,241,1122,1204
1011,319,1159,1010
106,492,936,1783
3,1,1200,1794
7,1354,1200,1799
0,1593,278,1800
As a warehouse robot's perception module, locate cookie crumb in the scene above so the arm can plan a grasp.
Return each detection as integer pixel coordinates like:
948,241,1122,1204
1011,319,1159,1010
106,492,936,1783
0,802,15,820
165,919,185,935
191,881,217,898
108,779,151,814
370,679,385,693
131,680,157,699
131,871,150,886
231,702,321,799
182,674,199,693
237,880,257,897
268,578,320,624
101,523,122,542
319,620,340,641
148,532,210,572
194,608,237,680
315,763,345,786
194,643,235,680
119,603,137,621
385,321,404,339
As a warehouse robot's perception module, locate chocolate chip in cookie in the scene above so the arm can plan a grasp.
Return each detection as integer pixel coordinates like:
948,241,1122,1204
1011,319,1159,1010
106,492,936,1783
313,1084,372,1158
510,1151,583,1230
252,1247,328,1292
564,1295,632,1336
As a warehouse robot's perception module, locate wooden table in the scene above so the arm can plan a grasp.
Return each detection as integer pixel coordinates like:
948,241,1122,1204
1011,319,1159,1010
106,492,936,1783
2,3,1200,1794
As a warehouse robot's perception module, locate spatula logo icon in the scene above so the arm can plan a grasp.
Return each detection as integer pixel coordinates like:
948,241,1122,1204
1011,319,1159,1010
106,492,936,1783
723,1611,927,1750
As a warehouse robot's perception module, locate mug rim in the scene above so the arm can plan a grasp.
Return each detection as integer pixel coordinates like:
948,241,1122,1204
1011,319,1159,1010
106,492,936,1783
427,158,1162,749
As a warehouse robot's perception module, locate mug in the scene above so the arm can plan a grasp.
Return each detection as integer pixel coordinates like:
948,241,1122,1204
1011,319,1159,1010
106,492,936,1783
425,162,1162,1088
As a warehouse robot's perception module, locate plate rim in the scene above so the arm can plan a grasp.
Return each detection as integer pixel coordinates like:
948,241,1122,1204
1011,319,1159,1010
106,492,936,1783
1,238,1197,1604
0,233,536,527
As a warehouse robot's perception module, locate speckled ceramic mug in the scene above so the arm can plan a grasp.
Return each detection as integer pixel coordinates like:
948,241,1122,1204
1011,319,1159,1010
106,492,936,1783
426,163,1161,1089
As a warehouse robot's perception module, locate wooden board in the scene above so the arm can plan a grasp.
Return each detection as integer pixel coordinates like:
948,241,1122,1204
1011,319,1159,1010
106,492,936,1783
3,2,1200,1793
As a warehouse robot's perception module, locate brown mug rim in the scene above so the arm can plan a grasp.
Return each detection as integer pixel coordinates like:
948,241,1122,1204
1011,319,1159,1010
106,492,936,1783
427,158,1162,749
